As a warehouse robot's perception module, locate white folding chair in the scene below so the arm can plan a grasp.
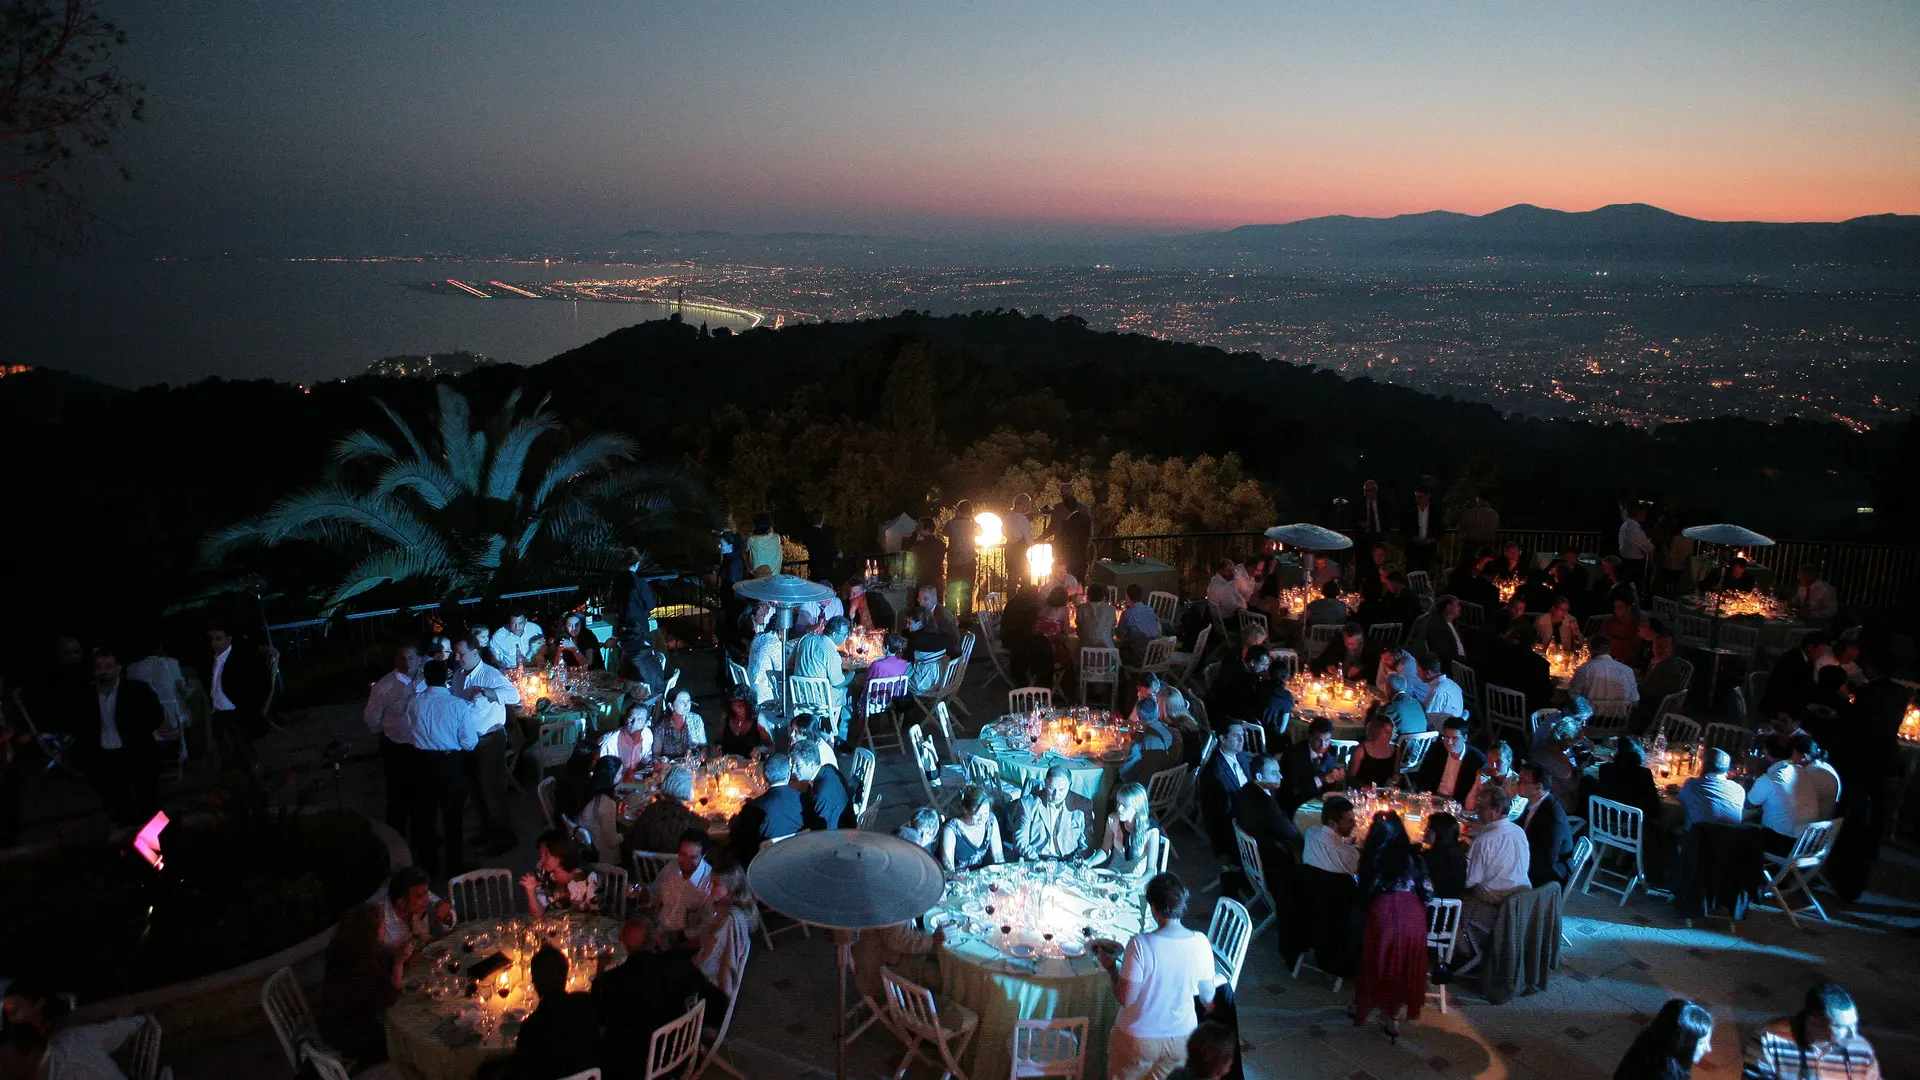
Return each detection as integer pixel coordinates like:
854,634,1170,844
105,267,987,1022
1207,897,1253,989
1425,898,1464,1013
127,1014,162,1080
1078,646,1120,709
1484,684,1528,750
632,850,676,892
1146,765,1194,835
259,967,314,1071
788,675,835,721
1674,613,1712,652
1450,661,1480,720
1397,730,1439,774
301,1046,352,1080
726,657,750,698
1306,622,1342,660
448,868,518,922
537,774,559,830
593,862,630,919
975,610,1017,692
1231,824,1277,937
1169,624,1211,691
695,931,752,1079
531,716,583,773
1147,590,1180,635
1704,721,1755,763
909,723,966,814
1720,623,1759,662
1584,796,1647,906
1366,622,1403,649
1269,648,1300,682
916,656,972,725
1761,819,1843,927
1587,699,1631,736
1127,636,1178,681
1008,686,1054,716
1658,714,1702,747
644,998,707,1080
1237,609,1268,646
1010,1016,1090,1079
1456,600,1484,631
846,746,877,817
967,754,1022,806
880,967,979,1080
860,672,911,754
1561,834,1595,946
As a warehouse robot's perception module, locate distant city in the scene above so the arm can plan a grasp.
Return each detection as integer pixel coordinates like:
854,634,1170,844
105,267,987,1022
412,262,1916,429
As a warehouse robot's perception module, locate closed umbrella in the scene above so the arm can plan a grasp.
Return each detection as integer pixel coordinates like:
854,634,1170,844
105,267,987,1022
1266,523,1354,585
734,574,836,715
747,830,947,1080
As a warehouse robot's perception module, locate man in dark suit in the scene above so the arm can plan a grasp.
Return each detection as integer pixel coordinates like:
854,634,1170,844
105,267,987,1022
1308,624,1368,683
591,917,728,1080
611,546,660,670
1278,718,1348,815
1410,718,1485,802
1355,573,1414,629
1234,754,1302,877
1403,485,1440,575
1349,479,1391,557
78,646,163,825
1198,724,1253,861
793,740,853,830
1420,595,1468,670
1515,762,1574,888
1758,631,1830,726
729,753,805,865
507,946,600,1080
791,510,840,583
204,622,271,770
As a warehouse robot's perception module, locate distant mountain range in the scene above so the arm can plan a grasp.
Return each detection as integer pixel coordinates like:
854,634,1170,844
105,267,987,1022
1174,203,1920,266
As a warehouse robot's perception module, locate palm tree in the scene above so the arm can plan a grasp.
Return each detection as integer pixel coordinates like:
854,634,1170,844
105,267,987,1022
203,384,713,613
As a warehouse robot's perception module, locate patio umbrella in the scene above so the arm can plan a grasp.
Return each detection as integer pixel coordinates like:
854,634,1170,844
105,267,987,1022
1265,523,1354,585
734,574,836,715
747,830,947,1080
1682,524,1775,548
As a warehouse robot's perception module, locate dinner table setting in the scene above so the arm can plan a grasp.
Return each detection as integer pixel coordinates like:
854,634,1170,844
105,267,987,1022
962,708,1142,815
616,752,768,839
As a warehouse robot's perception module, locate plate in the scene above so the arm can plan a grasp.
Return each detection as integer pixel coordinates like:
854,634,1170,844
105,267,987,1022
1007,943,1037,959
961,901,985,917
1058,939,1086,957
926,911,955,931
1089,938,1124,958
422,941,453,960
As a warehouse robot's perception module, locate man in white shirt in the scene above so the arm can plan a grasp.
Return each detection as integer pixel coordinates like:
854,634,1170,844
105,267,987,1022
1617,504,1654,579
1421,656,1467,722
1302,795,1361,878
1100,873,1224,1080
1677,748,1747,827
791,617,854,732
407,659,495,876
489,608,545,669
451,636,522,855
1205,560,1244,625
1746,734,1810,855
1790,734,1842,823
374,866,455,949
1454,784,1533,970
1567,636,1640,705
1792,566,1839,625
364,640,422,836
744,607,783,708
654,829,716,939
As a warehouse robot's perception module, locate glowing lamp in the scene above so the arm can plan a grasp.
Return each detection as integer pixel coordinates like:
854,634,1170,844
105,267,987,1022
1026,543,1053,585
975,511,1004,547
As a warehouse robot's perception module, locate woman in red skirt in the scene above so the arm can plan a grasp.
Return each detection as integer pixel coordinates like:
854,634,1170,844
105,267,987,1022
1352,810,1433,1040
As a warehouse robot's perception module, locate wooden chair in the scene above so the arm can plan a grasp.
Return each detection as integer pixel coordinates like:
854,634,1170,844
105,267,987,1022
1720,623,1760,663
880,967,980,1080
1239,724,1266,757
1658,714,1702,747
1426,898,1464,1013
1147,590,1180,635
1207,897,1253,989
1171,625,1212,691
909,723,966,814
644,998,706,1080
259,967,314,1071
859,672,911,755
1078,647,1121,709
1673,612,1713,651
1761,819,1843,927
1306,622,1343,660
1397,730,1439,774
1231,824,1277,937
593,862,630,919
1366,622,1404,649
1008,686,1054,716
847,746,877,817
1584,796,1647,906
1010,1016,1090,1079
788,675,836,721
448,868,518,922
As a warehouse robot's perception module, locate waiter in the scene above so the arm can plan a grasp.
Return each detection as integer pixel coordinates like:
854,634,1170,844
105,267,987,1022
82,646,164,825
451,635,521,856
363,640,423,837
406,659,493,877
611,546,659,674
205,622,270,771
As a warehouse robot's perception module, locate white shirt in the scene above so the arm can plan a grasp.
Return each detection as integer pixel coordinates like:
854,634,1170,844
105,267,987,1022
490,622,545,668
655,858,714,933
1362,498,1383,533
43,1016,144,1080
406,685,485,751
1426,675,1466,720
1795,580,1839,621
1466,817,1532,892
1303,825,1360,878
95,681,123,750
1438,751,1465,797
1005,512,1032,543
1747,760,1810,838
372,890,444,949
1413,503,1432,539
364,670,419,744
1618,519,1654,560
600,726,653,773
745,630,783,706
1568,654,1641,704
1206,575,1244,622
210,645,236,711
1800,759,1841,821
450,661,519,734
126,656,188,729
1114,923,1220,1039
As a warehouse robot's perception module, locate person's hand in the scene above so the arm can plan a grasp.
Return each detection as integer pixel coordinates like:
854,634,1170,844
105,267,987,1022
519,873,539,891
1094,949,1118,972
1326,767,1346,785
396,940,416,965
433,900,454,927
931,927,948,946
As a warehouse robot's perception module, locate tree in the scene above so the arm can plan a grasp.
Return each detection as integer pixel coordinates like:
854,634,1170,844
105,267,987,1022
2,0,144,243
202,384,714,612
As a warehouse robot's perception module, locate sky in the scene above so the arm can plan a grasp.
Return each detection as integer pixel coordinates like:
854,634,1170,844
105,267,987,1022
48,0,1920,251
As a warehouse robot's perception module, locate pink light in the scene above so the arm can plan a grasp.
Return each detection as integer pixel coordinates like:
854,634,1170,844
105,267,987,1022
133,811,169,869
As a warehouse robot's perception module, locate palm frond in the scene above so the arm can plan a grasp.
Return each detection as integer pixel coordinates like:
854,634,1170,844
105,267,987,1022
530,433,638,509
331,429,398,464
374,458,462,510
323,546,457,614
373,397,429,461
485,412,558,501
436,384,485,492
470,533,508,570
243,484,444,553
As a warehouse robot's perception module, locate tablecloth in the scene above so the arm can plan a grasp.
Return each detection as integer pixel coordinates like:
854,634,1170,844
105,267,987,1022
939,941,1118,1080
952,738,1122,813
383,991,509,1080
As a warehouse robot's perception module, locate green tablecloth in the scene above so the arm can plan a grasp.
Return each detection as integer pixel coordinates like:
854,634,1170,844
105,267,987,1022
383,991,510,1080
1088,556,1179,601
954,738,1121,812
939,941,1118,1080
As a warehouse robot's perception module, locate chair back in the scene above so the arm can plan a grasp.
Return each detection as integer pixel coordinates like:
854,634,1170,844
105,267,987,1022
1652,596,1679,625
1720,623,1759,658
1238,609,1268,644
259,967,312,1071
1456,600,1484,631
537,775,559,830
847,746,877,815
958,630,977,666
1146,765,1188,822
1269,648,1299,682
1658,714,1702,747
966,754,1006,796
1425,897,1464,964
1704,721,1755,763
1674,613,1712,648
1407,569,1432,599
1232,823,1268,898
860,673,910,718
632,851,676,888
1147,590,1180,633
1654,690,1690,725
1306,622,1342,659
1786,819,1842,867
1366,622,1403,649
1009,686,1054,715
128,1014,161,1080
978,591,1007,614
1240,724,1266,756
1010,1016,1091,1079
1485,684,1527,740
1582,613,1608,640
1397,730,1439,773
643,998,706,1080
1180,625,1213,683
1141,636,1178,673
726,658,750,696
1329,738,1359,758
1080,647,1120,681
1568,834,1594,891
1450,661,1480,713
1586,699,1631,736
788,675,835,718
591,862,630,919
1586,795,1645,852
1506,795,1528,821
533,717,582,770
1729,686,1750,728
302,1047,352,1080
448,868,518,922
1206,897,1253,989
930,699,958,750
1747,669,1773,709
857,791,886,831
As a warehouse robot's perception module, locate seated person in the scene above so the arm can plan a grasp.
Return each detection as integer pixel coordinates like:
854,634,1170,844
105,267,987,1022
578,755,625,864
1535,596,1581,650
600,701,655,778
1301,794,1360,878
1746,733,1810,855
652,689,709,758
1233,754,1302,876
1600,598,1647,669
1568,636,1640,707
714,695,771,757
1278,717,1347,814
1076,583,1118,650
791,738,854,830
1465,740,1518,810
505,947,600,1080
1101,782,1163,879
1791,733,1842,822
1197,725,1253,859
1451,785,1532,970
1015,765,1092,861
316,902,407,1066
1381,675,1428,736
1698,556,1757,593
1423,812,1469,900
895,806,943,853
629,765,708,856
727,754,803,866
1303,580,1350,627
1515,762,1574,887
1345,714,1401,790
593,915,729,1080
1595,736,1664,830
1308,622,1368,682
373,865,455,950
1410,718,1483,801
520,829,600,915
1529,711,1588,811
1677,748,1745,827
653,829,717,938
941,786,1006,872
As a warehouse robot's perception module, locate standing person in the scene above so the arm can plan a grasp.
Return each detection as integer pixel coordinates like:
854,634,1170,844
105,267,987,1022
1615,998,1714,1080
1460,491,1500,552
1101,873,1224,1080
1004,493,1035,589
406,660,491,877
1617,504,1654,586
744,513,784,578
205,622,271,771
905,516,948,598
1042,482,1093,583
792,509,840,583
944,500,978,618
451,635,522,855
80,646,164,826
363,640,422,837
612,546,660,668
1351,479,1390,559
1351,811,1432,1040
1404,485,1439,575
490,608,545,670
1744,983,1879,1079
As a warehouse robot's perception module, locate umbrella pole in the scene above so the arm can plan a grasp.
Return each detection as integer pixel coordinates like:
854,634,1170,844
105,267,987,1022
779,606,795,718
835,928,857,1080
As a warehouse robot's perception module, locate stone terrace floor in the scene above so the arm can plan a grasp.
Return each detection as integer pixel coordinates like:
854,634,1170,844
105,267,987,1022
14,652,1920,1080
